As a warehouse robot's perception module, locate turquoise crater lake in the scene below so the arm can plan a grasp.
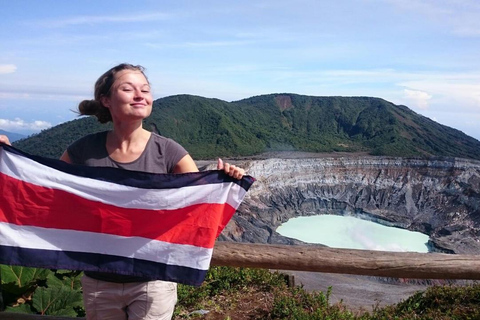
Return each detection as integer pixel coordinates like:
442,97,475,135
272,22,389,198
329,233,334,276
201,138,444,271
276,215,430,253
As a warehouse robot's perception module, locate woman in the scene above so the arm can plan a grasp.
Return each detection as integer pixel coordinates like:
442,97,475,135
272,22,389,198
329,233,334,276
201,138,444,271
3,63,244,320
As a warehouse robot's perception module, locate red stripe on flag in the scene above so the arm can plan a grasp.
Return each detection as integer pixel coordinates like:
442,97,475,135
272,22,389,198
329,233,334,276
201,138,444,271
0,173,235,248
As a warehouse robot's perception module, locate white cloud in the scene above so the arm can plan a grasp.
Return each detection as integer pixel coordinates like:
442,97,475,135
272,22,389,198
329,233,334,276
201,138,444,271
34,12,170,28
398,78,480,112
0,91,87,102
0,118,51,131
0,64,17,74
152,40,254,49
403,89,432,110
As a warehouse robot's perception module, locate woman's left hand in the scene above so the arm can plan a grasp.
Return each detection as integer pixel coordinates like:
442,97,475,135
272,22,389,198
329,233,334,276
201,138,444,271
217,158,245,180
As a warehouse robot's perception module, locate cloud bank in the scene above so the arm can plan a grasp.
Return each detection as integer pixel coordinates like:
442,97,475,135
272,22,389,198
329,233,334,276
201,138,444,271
403,89,432,110
0,64,17,74
0,118,52,132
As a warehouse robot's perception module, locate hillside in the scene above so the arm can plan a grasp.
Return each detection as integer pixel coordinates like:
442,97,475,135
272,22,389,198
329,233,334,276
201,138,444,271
0,129,26,143
12,93,480,160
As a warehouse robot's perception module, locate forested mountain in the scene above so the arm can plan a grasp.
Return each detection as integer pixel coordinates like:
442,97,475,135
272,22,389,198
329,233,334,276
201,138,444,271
12,93,480,160
0,129,26,143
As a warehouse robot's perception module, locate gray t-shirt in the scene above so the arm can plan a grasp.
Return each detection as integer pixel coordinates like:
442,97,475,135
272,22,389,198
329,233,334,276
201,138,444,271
67,130,189,282
67,131,188,174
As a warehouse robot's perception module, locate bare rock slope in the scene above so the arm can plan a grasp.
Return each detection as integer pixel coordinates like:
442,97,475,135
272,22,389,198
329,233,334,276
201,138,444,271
221,155,480,255
213,154,480,310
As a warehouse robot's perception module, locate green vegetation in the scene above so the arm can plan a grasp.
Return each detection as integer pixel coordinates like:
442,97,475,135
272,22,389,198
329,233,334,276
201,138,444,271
2,265,479,319
12,94,480,160
0,265,83,317
372,285,480,320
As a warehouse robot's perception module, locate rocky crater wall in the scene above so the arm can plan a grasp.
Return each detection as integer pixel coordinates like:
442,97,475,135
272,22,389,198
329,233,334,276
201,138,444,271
219,156,480,255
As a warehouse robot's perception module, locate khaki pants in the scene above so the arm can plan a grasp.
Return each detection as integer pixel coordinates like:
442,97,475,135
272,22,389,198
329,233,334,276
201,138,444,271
81,275,177,320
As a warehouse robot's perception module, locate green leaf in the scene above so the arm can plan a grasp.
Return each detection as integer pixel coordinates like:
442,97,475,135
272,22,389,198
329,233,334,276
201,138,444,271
53,270,83,291
1,265,50,287
5,303,35,314
1,265,52,303
31,272,83,316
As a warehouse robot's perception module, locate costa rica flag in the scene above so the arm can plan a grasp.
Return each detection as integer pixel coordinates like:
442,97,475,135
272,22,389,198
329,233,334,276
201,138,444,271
0,142,254,286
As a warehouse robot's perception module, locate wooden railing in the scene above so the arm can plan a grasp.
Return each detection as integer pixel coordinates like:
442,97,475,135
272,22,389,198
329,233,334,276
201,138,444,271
212,242,480,280
1,242,480,319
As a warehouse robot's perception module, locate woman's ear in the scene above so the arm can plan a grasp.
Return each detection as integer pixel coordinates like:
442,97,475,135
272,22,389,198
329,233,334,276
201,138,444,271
100,95,110,109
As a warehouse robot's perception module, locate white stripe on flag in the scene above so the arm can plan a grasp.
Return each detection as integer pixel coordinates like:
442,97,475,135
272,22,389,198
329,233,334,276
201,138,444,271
0,222,212,270
0,148,247,210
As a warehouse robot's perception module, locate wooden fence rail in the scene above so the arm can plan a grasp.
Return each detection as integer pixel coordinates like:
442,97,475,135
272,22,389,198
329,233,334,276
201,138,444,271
212,242,480,280
1,242,480,319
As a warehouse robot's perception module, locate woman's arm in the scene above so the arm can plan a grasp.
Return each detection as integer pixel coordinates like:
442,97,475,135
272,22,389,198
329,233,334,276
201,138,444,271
173,154,199,173
173,154,245,180
59,150,73,163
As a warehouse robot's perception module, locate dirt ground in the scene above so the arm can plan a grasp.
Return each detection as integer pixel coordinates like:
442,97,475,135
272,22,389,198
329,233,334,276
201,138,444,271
189,272,432,319
280,270,431,312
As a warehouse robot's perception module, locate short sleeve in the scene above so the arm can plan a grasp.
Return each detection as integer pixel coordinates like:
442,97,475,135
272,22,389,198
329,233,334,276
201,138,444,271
155,135,189,173
66,131,108,165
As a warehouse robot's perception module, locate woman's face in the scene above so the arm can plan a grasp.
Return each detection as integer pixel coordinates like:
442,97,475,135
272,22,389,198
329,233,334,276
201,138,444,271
102,70,153,123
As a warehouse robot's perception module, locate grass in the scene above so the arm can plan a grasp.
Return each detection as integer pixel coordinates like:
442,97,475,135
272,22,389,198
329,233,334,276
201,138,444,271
173,266,480,320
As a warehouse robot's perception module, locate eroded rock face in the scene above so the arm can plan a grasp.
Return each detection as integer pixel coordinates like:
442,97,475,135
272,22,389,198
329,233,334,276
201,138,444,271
219,156,480,254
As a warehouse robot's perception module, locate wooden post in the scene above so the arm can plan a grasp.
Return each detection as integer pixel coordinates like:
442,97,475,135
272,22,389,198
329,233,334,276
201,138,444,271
211,242,480,280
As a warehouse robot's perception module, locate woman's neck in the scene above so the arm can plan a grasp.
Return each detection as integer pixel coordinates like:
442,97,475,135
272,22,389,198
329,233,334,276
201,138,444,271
106,122,152,163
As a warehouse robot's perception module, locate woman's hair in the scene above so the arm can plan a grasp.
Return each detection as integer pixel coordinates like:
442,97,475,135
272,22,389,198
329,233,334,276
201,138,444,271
78,63,148,123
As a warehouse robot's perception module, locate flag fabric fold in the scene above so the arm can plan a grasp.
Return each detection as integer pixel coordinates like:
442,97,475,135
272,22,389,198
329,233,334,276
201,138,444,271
0,142,254,286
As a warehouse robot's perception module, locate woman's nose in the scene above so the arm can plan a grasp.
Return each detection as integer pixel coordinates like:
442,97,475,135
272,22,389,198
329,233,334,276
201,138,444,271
133,88,144,99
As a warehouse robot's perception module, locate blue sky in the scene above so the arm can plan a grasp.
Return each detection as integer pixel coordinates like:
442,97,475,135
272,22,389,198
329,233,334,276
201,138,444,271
1,0,480,140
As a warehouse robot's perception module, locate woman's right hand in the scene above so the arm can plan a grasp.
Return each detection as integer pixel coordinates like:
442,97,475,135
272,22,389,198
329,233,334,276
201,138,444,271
0,135,11,146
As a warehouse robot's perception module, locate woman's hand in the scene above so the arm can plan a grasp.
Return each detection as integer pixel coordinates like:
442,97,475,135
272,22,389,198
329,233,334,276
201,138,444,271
217,158,245,180
0,135,11,146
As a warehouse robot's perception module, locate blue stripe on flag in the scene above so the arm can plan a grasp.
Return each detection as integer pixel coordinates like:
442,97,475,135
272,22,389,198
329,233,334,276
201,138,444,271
0,245,208,286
